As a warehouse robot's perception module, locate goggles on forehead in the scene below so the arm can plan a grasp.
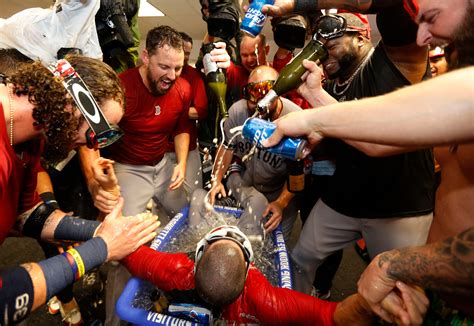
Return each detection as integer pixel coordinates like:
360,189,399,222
403,0,419,21
195,225,254,273
47,59,124,150
242,80,275,103
315,14,366,40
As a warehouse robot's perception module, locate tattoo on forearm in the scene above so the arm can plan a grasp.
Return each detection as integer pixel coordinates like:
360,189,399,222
387,227,474,297
378,249,400,269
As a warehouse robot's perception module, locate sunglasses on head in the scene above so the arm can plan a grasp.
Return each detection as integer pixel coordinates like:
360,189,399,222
315,14,365,41
242,80,275,103
195,225,254,274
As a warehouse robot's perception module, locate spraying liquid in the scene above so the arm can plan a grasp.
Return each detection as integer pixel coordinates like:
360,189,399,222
254,43,260,67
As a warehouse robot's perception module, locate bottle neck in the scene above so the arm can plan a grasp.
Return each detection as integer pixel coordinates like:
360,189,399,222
256,89,278,115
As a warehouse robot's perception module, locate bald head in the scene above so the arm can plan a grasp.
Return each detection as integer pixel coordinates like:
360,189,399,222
195,240,247,307
248,65,278,84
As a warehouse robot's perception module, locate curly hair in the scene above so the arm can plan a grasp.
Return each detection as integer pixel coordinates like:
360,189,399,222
9,55,124,165
146,25,184,56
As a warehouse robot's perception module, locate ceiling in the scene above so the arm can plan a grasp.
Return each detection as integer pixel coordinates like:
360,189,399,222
0,0,379,63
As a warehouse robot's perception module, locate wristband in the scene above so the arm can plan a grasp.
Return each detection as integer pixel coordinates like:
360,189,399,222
62,248,85,280
39,192,59,209
0,267,34,324
38,237,108,300
23,203,56,239
294,0,318,13
54,215,100,241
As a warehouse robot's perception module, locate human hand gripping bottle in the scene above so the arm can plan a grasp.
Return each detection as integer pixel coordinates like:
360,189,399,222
256,33,328,115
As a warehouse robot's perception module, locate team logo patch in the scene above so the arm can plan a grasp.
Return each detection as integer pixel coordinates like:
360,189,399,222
155,105,161,116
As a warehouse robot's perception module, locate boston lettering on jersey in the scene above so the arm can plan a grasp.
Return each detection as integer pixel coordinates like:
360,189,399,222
236,140,283,169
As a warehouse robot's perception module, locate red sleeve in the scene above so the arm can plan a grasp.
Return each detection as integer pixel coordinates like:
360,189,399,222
122,246,195,291
245,268,338,325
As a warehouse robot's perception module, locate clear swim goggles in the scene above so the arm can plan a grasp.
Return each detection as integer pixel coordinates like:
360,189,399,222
195,225,254,272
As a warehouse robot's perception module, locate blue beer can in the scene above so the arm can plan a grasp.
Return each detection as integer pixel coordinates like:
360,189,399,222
242,117,308,160
240,0,275,37
168,303,212,325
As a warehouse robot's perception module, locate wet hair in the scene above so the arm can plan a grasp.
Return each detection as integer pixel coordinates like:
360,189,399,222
0,48,32,76
239,32,267,49
195,241,247,307
9,54,124,164
146,25,184,56
179,32,193,45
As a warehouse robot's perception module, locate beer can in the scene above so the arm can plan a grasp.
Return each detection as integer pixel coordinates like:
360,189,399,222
242,118,307,160
168,303,213,325
240,0,274,37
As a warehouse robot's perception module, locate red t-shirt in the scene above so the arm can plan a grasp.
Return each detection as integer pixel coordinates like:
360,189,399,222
0,102,41,243
109,67,192,165
167,64,208,152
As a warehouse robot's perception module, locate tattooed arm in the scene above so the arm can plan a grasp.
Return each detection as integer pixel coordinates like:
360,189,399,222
358,227,474,320
386,227,474,297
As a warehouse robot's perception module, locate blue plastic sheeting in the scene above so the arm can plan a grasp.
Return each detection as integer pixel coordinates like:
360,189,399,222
116,205,292,325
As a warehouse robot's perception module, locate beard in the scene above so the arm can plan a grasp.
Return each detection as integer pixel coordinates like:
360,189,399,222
327,47,358,80
146,67,176,97
450,3,474,69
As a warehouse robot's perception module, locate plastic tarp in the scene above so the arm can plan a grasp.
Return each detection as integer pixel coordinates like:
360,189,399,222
0,0,102,63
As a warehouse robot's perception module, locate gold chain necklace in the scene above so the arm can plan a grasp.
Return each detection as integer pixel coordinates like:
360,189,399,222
333,48,375,96
7,85,14,146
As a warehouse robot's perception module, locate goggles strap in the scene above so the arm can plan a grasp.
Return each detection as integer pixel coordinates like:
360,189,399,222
47,59,114,141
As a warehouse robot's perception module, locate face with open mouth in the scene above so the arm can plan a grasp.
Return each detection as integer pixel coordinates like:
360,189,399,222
144,44,184,96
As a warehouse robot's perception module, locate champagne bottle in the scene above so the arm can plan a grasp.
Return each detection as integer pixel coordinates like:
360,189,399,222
201,43,228,138
287,159,305,193
257,35,328,113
